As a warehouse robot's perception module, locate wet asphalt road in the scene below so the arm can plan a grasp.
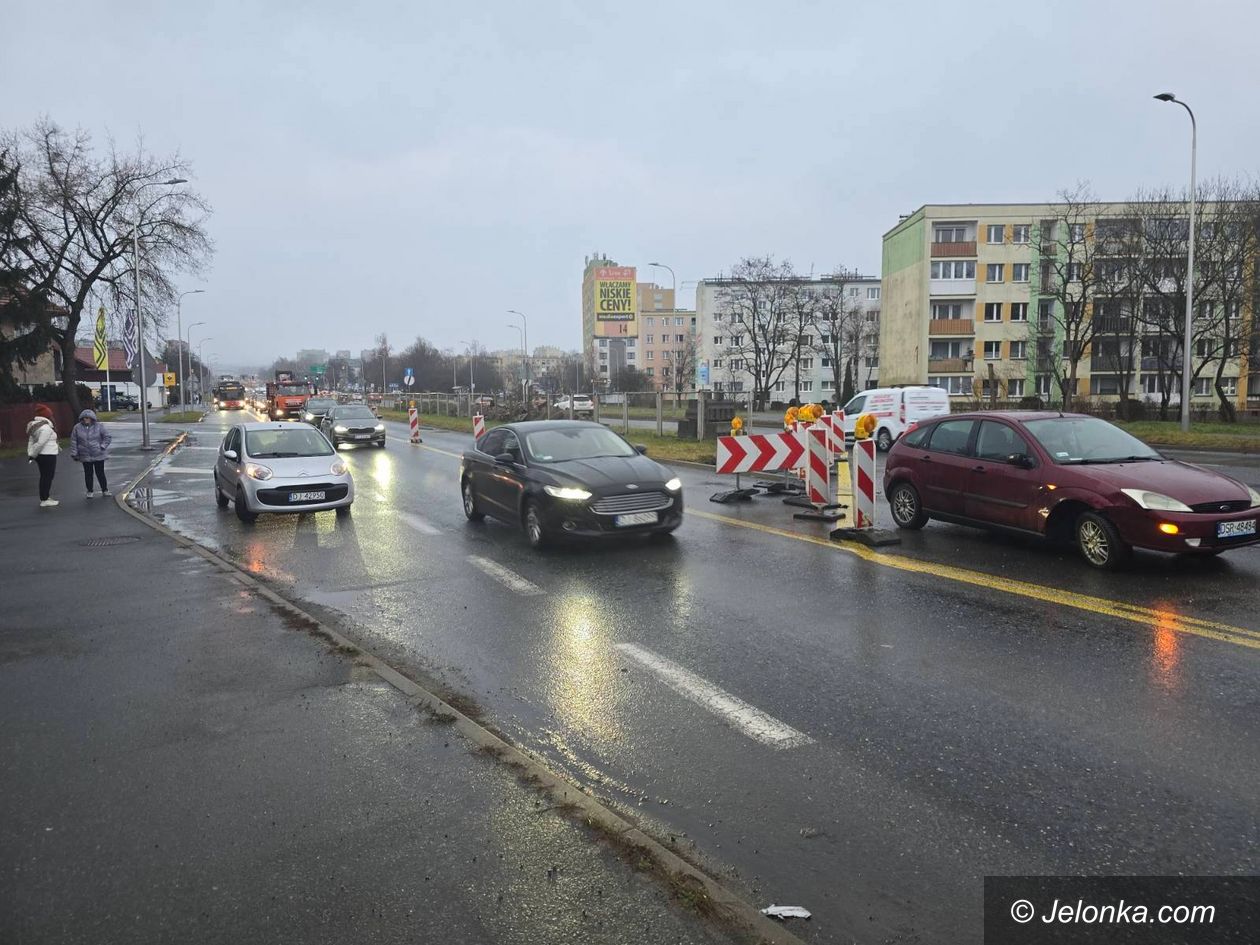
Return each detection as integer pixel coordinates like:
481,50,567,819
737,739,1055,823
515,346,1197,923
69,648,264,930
138,409,1260,944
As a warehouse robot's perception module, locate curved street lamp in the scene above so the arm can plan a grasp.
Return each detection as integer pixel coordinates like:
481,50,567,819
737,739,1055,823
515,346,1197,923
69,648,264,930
175,289,204,410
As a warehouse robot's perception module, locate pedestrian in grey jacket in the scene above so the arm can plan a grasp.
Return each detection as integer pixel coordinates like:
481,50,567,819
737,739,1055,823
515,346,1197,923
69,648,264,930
70,408,113,498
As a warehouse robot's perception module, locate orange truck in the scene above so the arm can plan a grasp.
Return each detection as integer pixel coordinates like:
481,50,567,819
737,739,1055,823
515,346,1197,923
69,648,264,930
265,371,311,421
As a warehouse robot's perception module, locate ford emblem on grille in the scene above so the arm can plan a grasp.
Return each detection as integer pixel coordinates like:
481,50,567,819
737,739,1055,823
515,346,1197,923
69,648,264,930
626,483,638,489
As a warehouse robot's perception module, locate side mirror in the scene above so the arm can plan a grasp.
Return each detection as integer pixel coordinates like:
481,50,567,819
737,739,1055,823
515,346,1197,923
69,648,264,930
634,444,649,455
1007,453,1034,469
494,452,517,465
223,449,238,461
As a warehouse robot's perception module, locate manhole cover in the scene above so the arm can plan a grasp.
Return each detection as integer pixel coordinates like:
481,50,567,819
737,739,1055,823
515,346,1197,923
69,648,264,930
80,536,142,548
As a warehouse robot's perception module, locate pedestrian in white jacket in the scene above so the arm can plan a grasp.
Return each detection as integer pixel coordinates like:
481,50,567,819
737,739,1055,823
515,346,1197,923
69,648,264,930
26,404,61,507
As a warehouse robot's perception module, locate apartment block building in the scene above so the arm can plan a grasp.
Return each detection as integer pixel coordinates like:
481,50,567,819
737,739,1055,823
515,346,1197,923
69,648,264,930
880,203,1256,407
695,274,881,403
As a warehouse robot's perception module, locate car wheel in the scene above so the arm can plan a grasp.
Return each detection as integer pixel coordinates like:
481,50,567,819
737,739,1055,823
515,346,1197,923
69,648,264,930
876,428,894,452
214,478,230,509
462,478,485,522
1075,511,1130,570
523,500,548,549
888,482,928,530
234,486,257,524
336,503,351,518
377,440,386,449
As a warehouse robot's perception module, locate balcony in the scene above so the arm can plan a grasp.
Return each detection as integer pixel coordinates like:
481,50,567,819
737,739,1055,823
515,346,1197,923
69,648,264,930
928,318,975,336
1092,317,1132,334
927,357,970,373
931,240,977,258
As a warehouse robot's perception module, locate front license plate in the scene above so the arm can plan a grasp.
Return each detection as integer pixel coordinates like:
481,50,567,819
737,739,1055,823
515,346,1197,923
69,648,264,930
615,511,658,527
1217,519,1257,539
353,434,369,440
290,491,326,503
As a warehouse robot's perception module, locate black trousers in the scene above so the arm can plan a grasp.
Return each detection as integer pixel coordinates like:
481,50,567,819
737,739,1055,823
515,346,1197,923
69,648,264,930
83,460,107,491
35,454,56,501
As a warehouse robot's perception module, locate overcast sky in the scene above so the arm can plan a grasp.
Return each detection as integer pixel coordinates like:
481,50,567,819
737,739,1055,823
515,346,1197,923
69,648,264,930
5,0,1258,372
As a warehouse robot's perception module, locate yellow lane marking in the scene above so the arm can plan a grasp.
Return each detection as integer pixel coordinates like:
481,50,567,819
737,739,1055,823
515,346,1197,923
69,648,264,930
689,509,1260,651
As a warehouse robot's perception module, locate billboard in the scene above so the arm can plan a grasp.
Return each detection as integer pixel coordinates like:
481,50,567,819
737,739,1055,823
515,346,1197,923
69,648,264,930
594,266,636,321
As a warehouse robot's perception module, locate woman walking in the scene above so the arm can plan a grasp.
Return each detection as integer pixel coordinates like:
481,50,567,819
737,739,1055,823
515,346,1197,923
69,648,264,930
26,404,60,508
70,408,113,498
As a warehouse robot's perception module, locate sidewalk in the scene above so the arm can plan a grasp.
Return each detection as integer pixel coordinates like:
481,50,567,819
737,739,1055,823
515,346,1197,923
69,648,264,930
0,455,739,945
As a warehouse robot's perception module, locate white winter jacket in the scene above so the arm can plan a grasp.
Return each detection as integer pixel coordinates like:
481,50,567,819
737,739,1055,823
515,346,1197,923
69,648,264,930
26,418,60,458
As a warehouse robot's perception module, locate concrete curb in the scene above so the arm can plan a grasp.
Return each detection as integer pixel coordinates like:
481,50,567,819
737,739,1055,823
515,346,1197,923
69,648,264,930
111,441,807,945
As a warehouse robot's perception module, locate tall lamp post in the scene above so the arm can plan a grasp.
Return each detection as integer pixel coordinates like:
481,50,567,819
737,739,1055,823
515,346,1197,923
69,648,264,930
506,323,525,403
186,320,206,404
195,337,214,406
507,310,529,402
130,177,187,449
648,261,677,302
1154,92,1197,432
174,289,204,410
458,339,476,393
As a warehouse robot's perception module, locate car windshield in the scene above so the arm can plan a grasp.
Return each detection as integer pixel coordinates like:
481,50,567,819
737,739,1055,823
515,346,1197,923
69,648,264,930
1023,417,1162,465
525,427,636,462
335,407,376,420
245,428,334,458
275,384,307,396
306,399,335,411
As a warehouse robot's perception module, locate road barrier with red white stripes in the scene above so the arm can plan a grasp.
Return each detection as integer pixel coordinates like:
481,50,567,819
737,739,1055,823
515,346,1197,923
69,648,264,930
408,401,422,444
715,430,805,475
473,413,485,440
850,438,877,528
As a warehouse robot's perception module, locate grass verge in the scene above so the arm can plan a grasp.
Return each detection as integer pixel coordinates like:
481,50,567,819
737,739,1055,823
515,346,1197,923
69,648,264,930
152,411,205,424
380,410,505,434
1114,420,1260,453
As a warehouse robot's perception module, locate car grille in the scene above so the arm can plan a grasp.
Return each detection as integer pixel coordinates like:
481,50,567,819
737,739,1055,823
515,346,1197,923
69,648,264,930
256,482,349,506
591,491,673,515
1190,499,1252,513
344,426,378,435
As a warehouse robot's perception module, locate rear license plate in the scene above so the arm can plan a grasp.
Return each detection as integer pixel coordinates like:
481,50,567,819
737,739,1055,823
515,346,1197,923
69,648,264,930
290,491,326,503
615,511,658,527
1217,519,1257,539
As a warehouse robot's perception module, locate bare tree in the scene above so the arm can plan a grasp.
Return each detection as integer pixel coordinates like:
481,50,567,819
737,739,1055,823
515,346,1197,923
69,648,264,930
714,256,797,409
3,120,212,413
810,271,865,404
670,330,698,404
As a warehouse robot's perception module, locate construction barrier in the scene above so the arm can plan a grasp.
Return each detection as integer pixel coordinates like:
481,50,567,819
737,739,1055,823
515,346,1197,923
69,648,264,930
805,426,829,505
851,438,877,528
828,413,899,546
408,401,422,444
715,431,805,475
473,413,485,440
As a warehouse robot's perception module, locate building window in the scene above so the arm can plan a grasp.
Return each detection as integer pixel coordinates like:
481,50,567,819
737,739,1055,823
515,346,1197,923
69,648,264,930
798,380,811,392
713,336,723,346
929,340,965,359
625,338,634,347
1035,375,1051,396
598,338,607,348
1010,340,1027,360
675,334,684,343
934,225,966,243
645,351,653,361
931,302,964,320
731,335,744,346
1069,223,1086,242
984,303,1002,322
662,351,671,360
1008,378,1025,397
599,364,608,373
984,340,1001,360
867,287,880,300
986,224,1005,244
1195,377,1237,396
646,334,654,343
848,287,859,297
821,357,832,367
1038,300,1054,324
800,335,812,347
1090,375,1122,396
645,367,654,377
986,263,1005,283
645,317,654,327
1012,224,1030,244
930,261,975,280
1010,302,1028,322
1012,263,1030,282
675,317,684,326
1067,262,1083,281
821,379,834,390
929,375,972,395
713,359,723,368
774,381,786,393
730,358,743,370
626,352,635,360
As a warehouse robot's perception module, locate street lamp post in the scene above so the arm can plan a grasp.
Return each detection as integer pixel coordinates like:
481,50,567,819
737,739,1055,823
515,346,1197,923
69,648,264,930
186,320,206,404
195,338,214,405
506,323,525,404
130,178,187,449
648,262,677,302
1154,92,1197,432
458,339,476,394
507,310,528,402
175,289,204,411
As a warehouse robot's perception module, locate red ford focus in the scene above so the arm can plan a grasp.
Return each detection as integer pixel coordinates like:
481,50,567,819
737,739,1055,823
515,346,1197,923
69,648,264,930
883,411,1260,569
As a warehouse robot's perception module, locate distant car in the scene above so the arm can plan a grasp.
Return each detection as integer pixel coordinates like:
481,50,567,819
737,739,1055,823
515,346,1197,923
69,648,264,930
839,386,951,452
883,411,1260,569
320,404,386,448
553,395,595,415
214,422,354,523
302,397,338,424
104,393,139,411
459,420,683,549
474,395,496,409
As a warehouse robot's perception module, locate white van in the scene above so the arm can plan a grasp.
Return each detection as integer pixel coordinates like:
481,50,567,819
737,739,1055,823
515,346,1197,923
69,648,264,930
839,386,952,451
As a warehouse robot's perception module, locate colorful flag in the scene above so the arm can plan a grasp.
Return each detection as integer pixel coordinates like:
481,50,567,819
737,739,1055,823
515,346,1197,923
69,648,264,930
122,305,137,372
93,305,108,370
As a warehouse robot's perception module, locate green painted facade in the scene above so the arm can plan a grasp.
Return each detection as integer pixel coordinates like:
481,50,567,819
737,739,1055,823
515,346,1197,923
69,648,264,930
882,212,925,275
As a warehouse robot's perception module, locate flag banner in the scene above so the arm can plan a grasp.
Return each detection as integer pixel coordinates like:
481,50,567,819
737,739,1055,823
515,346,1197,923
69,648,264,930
93,305,108,370
122,306,138,373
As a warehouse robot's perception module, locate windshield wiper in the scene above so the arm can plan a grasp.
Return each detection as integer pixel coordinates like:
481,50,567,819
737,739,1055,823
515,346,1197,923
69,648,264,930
1066,455,1160,464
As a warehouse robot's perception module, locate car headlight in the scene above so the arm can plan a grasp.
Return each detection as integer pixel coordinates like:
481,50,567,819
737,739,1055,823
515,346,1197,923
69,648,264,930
1248,485,1260,508
330,460,348,476
334,425,348,433
1120,488,1192,512
304,412,314,421
665,477,682,492
245,463,273,481
374,423,385,431
544,485,593,501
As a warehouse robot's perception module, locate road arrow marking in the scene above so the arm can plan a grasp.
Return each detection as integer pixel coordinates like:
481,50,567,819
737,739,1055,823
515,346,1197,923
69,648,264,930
615,642,813,750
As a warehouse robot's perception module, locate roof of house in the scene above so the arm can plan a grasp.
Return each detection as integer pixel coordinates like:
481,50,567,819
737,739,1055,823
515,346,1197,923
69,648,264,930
73,346,165,374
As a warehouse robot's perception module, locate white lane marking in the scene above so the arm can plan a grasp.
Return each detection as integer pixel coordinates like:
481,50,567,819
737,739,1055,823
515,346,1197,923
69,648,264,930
466,555,544,596
179,446,219,451
399,511,441,536
159,468,214,475
614,643,813,750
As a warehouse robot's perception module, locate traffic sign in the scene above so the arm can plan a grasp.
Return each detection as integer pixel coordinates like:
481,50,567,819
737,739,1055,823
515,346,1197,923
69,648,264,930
403,367,414,378
163,372,176,387
404,374,415,387
309,364,326,374
715,431,805,475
